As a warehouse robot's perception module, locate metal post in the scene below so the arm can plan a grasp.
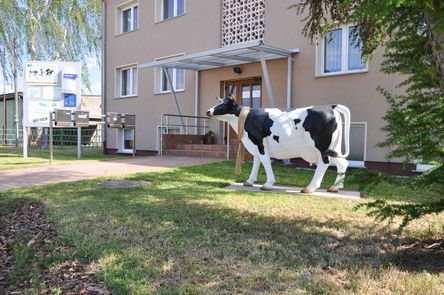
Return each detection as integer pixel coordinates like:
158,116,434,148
49,111,53,164
77,126,81,159
163,67,186,132
226,122,230,160
287,56,293,110
2,90,5,146
23,125,28,158
160,114,164,156
132,127,136,158
194,71,200,135
260,57,276,108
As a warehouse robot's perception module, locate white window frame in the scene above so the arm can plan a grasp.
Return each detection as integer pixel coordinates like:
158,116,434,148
154,54,186,94
316,24,368,77
156,0,186,22
159,68,185,94
115,64,138,98
115,0,139,35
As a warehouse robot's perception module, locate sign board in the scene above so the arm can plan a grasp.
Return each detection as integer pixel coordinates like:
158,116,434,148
23,61,81,127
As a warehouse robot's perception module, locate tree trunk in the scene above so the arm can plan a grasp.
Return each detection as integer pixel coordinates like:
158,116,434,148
13,38,19,147
424,6,444,96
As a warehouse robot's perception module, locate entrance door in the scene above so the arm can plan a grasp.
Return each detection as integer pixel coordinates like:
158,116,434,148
225,78,262,108
224,78,262,144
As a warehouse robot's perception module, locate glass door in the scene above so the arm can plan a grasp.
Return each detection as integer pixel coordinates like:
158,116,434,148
224,78,262,143
122,128,134,153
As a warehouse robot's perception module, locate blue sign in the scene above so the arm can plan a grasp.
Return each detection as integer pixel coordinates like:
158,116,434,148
64,93,77,107
63,73,78,79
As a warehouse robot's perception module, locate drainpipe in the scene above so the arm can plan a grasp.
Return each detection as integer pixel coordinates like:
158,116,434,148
101,0,107,153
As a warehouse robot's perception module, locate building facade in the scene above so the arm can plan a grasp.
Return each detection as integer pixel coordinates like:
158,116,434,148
104,0,410,174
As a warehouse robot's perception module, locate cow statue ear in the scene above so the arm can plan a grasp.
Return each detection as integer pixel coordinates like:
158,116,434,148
216,97,223,102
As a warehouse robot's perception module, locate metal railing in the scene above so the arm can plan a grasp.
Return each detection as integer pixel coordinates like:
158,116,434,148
160,113,231,159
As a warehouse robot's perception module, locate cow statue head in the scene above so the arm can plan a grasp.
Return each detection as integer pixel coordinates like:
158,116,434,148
206,95,242,120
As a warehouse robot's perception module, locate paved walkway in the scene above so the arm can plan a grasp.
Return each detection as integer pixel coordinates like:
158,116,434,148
0,156,222,190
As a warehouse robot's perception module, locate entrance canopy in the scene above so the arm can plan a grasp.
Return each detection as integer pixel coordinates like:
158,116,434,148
140,40,299,71
139,40,299,130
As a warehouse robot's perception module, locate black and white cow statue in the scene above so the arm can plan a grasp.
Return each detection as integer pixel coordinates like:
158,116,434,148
206,96,350,193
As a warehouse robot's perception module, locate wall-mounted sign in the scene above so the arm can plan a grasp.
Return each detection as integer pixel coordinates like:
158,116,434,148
63,73,78,79
64,93,77,107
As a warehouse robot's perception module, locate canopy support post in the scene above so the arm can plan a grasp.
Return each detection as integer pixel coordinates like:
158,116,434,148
163,67,186,133
287,56,293,110
260,57,276,108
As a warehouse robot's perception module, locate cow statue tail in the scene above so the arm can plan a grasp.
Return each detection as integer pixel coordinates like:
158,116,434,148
334,104,351,158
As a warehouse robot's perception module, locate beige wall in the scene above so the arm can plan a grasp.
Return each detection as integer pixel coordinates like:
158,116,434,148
81,95,102,117
105,0,222,151
106,0,403,162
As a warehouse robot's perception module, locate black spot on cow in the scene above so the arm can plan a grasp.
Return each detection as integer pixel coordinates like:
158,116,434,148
273,135,279,143
331,104,338,109
293,118,301,130
244,109,274,155
302,106,338,163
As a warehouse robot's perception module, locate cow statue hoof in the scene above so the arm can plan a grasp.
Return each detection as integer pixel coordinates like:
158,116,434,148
243,181,254,187
260,185,273,191
327,187,340,193
301,188,316,194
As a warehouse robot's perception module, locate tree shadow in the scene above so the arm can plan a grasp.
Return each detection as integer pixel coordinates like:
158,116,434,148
8,166,443,293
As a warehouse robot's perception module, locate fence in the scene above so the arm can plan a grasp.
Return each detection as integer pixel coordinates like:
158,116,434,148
0,125,103,153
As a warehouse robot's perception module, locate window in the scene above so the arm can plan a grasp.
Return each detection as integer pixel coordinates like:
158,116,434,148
116,65,138,97
116,1,139,34
318,25,367,76
158,0,185,21
159,68,185,93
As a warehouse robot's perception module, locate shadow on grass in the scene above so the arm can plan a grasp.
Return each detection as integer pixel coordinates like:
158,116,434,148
2,163,443,294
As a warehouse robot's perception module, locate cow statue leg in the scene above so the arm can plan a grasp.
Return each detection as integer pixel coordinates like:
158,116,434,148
259,154,275,191
328,157,348,192
244,156,261,187
302,156,330,194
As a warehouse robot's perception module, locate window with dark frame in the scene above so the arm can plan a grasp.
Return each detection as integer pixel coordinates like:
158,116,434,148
121,4,139,33
162,0,185,20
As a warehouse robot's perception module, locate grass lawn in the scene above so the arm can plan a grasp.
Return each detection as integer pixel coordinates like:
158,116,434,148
1,161,443,294
0,148,123,171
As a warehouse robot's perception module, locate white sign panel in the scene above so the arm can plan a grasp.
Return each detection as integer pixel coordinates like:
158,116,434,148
23,61,81,127
25,62,59,85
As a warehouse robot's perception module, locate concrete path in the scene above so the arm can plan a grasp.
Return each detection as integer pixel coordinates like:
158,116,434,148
225,183,364,200
0,156,222,190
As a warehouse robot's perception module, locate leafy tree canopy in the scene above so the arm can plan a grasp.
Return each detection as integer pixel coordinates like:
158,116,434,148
0,0,102,89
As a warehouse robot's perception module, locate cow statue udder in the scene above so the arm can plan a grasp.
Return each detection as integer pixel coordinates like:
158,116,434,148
206,96,351,193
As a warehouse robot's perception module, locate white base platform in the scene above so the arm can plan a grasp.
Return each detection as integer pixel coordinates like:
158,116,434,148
225,183,364,200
